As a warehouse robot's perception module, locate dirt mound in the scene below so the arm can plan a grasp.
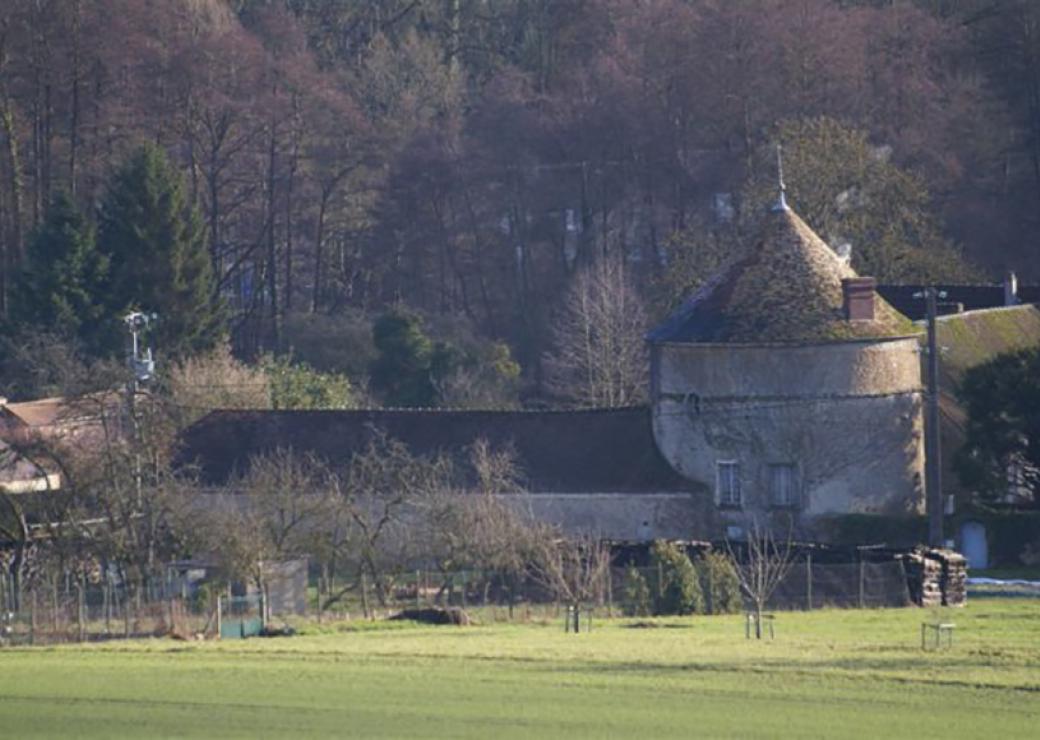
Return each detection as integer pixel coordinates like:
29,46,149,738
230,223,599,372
390,607,472,626
625,621,691,629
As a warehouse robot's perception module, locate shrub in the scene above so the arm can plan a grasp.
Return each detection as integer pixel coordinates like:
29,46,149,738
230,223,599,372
621,565,652,617
698,551,743,614
261,355,354,410
650,540,703,615
168,344,271,425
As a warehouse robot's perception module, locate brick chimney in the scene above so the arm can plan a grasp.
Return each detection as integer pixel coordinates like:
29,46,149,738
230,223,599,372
842,277,876,321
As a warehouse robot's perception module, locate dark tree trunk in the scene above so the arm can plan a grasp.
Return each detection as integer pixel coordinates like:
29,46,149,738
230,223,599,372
284,98,299,314
311,190,329,314
265,120,280,351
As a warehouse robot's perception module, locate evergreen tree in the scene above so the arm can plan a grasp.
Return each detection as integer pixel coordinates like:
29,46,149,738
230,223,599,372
9,192,112,354
956,347,1040,508
649,540,703,616
369,310,438,407
98,143,224,360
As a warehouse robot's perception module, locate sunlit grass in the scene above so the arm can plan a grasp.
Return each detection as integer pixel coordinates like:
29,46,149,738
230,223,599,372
1,599,1038,738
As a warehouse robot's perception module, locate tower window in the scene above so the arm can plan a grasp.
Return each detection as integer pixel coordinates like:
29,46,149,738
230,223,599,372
769,463,798,507
716,461,742,508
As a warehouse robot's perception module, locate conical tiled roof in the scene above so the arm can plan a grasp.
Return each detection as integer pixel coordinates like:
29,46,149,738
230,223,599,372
649,208,916,343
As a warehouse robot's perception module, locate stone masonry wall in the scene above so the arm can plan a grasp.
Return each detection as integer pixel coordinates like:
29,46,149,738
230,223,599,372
651,337,925,540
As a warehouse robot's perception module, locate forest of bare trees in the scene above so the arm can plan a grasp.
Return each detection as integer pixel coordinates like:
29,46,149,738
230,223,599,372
1,0,1038,401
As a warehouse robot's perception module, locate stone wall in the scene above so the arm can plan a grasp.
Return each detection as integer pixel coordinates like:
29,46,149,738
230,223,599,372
651,336,925,540
503,492,717,540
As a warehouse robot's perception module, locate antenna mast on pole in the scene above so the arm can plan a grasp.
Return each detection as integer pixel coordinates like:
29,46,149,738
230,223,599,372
124,312,155,386
123,311,156,506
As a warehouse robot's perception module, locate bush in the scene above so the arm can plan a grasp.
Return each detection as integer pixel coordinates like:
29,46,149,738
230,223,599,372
622,565,652,617
261,355,354,410
168,344,271,425
697,551,743,614
650,540,703,616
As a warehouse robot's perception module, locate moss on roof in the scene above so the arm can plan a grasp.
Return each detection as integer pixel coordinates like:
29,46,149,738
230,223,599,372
650,209,917,343
934,305,1040,387
930,304,1040,497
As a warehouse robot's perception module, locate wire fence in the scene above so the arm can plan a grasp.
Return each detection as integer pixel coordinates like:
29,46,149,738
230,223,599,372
312,558,912,620
770,559,911,610
2,556,913,645
0,585,218,647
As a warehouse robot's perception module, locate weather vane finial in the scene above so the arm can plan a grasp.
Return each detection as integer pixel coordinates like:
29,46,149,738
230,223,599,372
772,142,789,212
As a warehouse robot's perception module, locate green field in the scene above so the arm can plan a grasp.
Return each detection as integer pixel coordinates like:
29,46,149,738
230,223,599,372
2,600,1038,738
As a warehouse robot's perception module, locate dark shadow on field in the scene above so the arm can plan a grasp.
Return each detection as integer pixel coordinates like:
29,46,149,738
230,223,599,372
565,657,1040,693
624,622,693,629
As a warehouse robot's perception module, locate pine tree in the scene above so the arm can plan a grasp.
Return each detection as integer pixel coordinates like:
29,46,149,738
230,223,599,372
10,192,112,354
369,310,438,407
650,540,704,616
98,143,224,360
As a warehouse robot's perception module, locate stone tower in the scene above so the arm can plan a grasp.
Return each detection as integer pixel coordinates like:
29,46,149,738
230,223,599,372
648,206,925,538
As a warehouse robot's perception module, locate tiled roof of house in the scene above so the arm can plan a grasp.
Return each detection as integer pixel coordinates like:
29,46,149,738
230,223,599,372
1,397,71,429
179,406,700,494
927,304,1040,497
0,393,122,435
649,208,916,344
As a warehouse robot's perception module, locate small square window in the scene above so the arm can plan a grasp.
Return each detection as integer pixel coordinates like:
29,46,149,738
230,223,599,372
716,461,741,508
769,463,798,507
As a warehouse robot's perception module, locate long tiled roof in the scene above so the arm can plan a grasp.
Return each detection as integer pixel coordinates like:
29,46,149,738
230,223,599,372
649,208,916,343
179,406,700,494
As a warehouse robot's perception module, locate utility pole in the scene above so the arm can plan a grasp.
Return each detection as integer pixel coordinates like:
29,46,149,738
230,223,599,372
123,312,155,507
918,288,944,547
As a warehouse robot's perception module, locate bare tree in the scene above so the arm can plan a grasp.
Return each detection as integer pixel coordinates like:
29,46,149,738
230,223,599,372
544,258,648,407
529,533,611,632
331,432,450,610
727,519,796,639
9,390,194,608
411,439,540,606
205,448,334,607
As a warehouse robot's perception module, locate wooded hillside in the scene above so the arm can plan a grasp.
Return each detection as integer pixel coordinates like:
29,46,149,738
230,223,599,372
0,0,1036,396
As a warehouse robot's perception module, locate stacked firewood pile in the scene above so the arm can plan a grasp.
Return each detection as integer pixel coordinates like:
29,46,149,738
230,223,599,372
900,548,967,607
938,550,968,607
902,550,943,607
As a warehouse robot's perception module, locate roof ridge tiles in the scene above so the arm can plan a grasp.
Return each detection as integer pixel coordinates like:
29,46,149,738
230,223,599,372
211,405,651,416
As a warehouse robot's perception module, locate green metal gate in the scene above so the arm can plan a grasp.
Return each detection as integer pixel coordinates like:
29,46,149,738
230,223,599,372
219,594,263,639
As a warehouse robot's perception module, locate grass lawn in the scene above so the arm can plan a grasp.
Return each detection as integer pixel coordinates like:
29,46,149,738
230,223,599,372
1,599,1038,738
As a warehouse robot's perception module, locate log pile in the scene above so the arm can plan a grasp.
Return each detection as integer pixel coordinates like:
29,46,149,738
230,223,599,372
938,550,968,607
902,550,943,607
899,548,967,607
